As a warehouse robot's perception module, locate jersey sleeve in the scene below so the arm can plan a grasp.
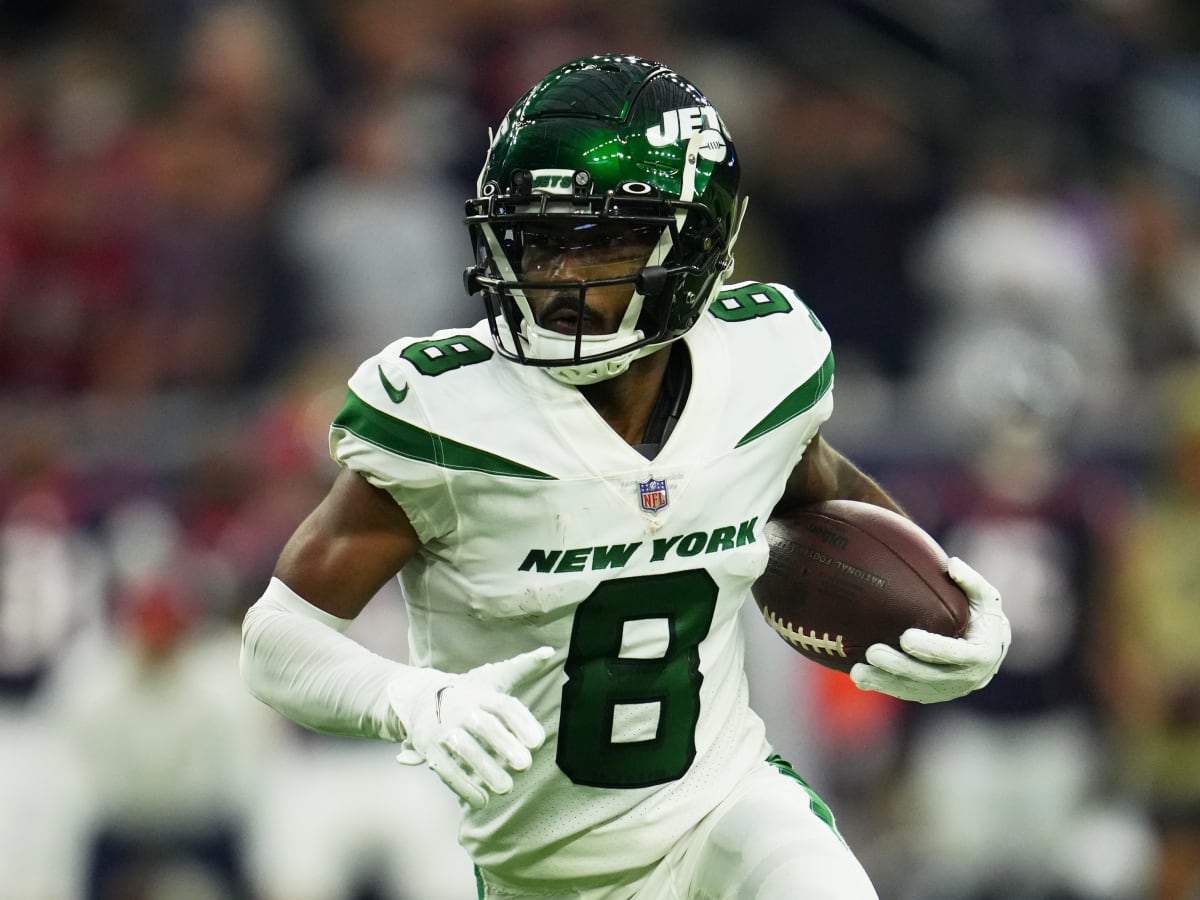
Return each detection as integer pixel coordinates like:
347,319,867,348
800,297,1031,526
327,345,457,544
771,280,834,431
711,280,835,450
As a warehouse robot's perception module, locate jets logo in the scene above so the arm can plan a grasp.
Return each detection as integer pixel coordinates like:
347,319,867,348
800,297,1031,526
527,168,577,195
645,106,728,162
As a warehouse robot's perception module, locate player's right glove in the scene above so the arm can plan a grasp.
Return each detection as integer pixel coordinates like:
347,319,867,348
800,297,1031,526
851,556,1010,703
387,646,556,809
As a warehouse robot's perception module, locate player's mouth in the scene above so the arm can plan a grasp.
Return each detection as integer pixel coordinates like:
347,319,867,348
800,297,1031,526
537,295,605,335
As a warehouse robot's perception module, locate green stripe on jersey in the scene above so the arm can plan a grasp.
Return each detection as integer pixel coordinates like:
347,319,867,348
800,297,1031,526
332,390,556,480
766,753,844,841
734,350,834,448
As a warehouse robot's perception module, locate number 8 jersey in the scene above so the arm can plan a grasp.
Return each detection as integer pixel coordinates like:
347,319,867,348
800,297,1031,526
329,281,835,892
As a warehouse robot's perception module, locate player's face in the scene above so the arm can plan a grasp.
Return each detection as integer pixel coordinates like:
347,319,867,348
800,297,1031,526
519,223,659,335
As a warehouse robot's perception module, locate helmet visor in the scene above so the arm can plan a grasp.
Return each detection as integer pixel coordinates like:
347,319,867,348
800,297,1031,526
520,221,656,312
515,222,660,347
518,221,661,280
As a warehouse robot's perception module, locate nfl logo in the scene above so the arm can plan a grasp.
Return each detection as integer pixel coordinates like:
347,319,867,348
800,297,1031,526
638,477,669,512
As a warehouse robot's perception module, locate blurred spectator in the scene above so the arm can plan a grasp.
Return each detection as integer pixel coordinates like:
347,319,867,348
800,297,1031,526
280,94,472,363
0,413,107,694
907,118,1134,445
56,579,250,900
171,1,315,140
888,390,1154,900
320,0,461,90
41,494,296,900
1097,363,1200,900
0,414,108,900
1106,165,1200,377
743,62,940,383
314,0,484,186
0,36,155,394
140,3,316,390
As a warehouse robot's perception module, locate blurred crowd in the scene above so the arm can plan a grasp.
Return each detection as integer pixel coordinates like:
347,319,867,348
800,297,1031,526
2,1,1200,898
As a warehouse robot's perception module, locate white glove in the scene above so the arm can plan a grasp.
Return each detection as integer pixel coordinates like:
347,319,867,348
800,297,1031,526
387,646,557,808
850,557,1011,704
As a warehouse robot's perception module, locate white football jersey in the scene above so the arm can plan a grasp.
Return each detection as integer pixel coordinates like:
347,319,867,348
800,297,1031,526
329,280,834,891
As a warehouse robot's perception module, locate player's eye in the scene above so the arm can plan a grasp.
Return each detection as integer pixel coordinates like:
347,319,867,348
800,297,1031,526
517,223,660,278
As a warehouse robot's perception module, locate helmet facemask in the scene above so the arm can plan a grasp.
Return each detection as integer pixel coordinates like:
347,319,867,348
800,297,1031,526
467,174,740,385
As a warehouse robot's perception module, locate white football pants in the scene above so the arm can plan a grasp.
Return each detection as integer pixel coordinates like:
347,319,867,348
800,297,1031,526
479,758,879,900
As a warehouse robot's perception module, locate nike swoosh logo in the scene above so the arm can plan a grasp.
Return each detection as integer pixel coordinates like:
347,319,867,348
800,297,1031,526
377,365,409,403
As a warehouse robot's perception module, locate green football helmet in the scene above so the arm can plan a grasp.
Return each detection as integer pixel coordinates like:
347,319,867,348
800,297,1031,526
464,54,746,384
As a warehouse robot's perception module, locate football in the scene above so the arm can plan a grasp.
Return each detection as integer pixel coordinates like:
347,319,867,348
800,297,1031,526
753,500,969,673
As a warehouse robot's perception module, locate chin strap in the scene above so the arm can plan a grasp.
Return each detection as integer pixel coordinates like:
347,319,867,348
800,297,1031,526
528,323,644,385
543,354,637,386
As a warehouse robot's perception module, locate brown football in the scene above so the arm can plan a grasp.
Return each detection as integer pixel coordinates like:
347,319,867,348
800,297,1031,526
754,500,969,673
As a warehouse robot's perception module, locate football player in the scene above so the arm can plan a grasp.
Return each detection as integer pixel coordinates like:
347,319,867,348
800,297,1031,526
240,55,1010,899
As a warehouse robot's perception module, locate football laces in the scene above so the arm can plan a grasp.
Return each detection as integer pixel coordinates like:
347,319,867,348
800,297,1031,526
761,608,847,658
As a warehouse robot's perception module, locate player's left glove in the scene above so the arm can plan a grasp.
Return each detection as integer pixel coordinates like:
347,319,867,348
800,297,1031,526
850,556,1010,703
388,646,557,809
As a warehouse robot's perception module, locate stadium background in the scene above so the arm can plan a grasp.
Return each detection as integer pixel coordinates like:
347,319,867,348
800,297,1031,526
2,1,1199,897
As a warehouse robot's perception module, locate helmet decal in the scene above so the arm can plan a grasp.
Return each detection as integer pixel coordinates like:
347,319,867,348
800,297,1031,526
644,105,728,156
527,169,579,194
